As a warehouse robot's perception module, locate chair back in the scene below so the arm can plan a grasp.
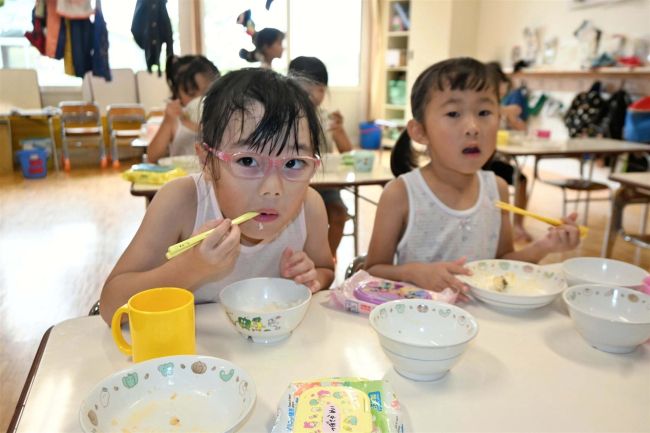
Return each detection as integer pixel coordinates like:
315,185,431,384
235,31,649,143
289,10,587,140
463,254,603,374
58,101,102,134
0,69,42,111
107,103,146,136
135,70,170,115
82,69,138,115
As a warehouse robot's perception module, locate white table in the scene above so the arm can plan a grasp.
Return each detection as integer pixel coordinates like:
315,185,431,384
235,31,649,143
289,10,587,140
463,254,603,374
11,290,650,433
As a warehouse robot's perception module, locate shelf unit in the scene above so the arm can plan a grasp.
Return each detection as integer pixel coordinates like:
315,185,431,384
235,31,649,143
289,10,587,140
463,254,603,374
510,69,650,95
380,0,411,147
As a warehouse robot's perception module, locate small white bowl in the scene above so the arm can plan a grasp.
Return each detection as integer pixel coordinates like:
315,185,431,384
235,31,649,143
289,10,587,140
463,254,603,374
459,260,567,310
563,284,650,354
369,299,478,381
219,277,311,343
562,257,648,288
79,355,255,433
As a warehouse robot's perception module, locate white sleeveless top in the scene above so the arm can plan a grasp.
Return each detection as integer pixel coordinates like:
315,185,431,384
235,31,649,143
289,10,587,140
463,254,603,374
396,169,501,264
169,118,197,157
190,173,307,303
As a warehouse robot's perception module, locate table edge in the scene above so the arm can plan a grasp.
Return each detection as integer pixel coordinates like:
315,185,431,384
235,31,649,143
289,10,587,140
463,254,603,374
8,326,53,433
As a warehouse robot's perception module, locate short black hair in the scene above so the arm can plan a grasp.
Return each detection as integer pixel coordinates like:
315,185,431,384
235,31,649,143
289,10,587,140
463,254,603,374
288,56,328,86
391,57,499,176
200,68,323,161
165,55,220,99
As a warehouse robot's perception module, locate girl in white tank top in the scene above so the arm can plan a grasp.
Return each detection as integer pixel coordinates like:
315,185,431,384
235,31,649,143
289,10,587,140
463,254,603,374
365,58,580,299
99,69,335,324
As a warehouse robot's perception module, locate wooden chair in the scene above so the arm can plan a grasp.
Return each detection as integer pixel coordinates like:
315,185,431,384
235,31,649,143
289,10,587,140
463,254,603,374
106,103,146,168
58,101,106,171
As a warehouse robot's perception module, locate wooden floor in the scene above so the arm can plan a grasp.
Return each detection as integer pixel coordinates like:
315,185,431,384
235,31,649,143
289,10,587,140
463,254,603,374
1,158,648,431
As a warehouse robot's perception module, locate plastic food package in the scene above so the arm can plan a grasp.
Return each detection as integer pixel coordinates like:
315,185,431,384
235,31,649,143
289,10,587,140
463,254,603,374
121,163,187,185
271,377,409,433
329,270,458,315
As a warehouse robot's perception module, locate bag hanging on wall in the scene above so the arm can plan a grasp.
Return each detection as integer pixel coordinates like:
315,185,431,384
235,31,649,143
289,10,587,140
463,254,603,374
563,81,608,138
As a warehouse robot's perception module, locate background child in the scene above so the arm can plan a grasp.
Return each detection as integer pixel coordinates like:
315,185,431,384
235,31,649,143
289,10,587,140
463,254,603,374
100,68,334,324
288,56,353,258
239,27,285,69
147,54,220,163
366,58,579,297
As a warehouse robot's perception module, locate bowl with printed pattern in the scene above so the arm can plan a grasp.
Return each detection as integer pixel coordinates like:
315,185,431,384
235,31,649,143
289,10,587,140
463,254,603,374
563,284,650,353
79,355,255,433
369,299,478,381
219,277,312,344
459,260,568,310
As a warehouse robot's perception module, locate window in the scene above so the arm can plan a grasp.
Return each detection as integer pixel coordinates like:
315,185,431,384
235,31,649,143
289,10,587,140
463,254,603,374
202,0,288,74
0,0,180,87
201,0,362,86
289,0,362,87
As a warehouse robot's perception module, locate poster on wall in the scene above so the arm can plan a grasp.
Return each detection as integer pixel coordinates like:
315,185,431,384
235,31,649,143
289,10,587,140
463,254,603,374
568,0,628,9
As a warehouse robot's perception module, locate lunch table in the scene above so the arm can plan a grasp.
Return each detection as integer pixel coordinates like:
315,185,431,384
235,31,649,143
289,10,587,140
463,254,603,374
497,137,650,198
10,288,650,433
603,171,650,257
130,152,394,255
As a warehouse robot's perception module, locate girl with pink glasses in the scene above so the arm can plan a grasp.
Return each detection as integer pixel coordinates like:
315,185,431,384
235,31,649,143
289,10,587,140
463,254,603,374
100,68,334,324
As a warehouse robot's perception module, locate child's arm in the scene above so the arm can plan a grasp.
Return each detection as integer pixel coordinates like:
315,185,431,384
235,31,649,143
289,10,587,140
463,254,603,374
99,177,241,324
147,100,181,163
280,188,335,292
494,177,580,263
365,179,471,294
329,111,353,153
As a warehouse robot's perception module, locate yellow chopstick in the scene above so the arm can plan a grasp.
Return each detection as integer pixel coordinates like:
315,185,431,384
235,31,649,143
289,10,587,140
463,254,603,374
165,211,260,260
495,201,589,239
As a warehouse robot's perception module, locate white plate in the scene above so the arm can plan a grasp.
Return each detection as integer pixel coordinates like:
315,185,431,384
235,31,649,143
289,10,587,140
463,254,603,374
158,155,201,173
459,260,567,310
79,355,255,433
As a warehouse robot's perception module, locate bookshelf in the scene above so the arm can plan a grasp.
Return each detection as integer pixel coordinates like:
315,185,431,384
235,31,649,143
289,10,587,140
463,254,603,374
381,0,411,147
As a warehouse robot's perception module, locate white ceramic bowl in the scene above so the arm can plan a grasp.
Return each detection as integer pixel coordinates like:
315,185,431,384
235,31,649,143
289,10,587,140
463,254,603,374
219,277,311,343
563,284,650,354
562,257,648,288
459,260,567,310
79,355,255,433
369,299,478,381
158,155,201,173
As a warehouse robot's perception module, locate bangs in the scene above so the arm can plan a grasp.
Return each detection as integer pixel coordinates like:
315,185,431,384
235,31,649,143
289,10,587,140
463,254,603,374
433,67,492,93
201,68,323,157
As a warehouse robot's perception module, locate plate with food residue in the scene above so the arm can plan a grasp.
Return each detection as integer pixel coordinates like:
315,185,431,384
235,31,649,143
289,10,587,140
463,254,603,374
458,260,567,310
80,355,255,433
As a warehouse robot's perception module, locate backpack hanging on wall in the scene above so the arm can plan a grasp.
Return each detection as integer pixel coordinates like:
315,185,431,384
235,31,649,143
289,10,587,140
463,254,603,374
600,88,631,139
563,81,609,137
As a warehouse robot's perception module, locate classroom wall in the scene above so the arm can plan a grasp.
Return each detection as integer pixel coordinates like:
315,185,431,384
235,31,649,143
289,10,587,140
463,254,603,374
475,0,650,66
474,0,650,139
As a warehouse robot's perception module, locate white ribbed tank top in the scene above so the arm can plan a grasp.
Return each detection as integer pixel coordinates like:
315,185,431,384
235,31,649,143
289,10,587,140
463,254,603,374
396,169,501,264
190,173,307,303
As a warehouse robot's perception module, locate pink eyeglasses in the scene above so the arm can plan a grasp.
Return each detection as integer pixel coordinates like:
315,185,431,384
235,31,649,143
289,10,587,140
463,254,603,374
202,144,320,182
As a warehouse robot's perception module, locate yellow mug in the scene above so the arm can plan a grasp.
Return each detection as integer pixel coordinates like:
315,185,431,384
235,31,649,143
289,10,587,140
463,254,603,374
111,287,196,362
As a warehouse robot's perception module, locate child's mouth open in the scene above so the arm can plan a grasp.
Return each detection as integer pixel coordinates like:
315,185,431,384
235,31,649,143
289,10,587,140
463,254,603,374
254,209,279,223
462,146,481,156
